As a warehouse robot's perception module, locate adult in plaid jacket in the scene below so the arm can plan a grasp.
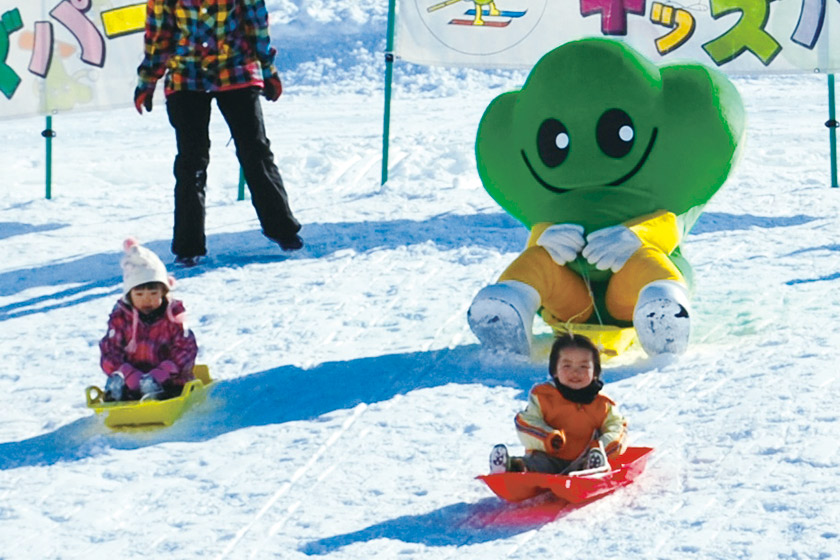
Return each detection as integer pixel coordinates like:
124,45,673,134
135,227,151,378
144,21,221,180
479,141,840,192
135,0,303,265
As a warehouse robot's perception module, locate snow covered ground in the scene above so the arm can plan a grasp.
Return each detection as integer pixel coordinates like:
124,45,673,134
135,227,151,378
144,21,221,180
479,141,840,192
1,2,840,558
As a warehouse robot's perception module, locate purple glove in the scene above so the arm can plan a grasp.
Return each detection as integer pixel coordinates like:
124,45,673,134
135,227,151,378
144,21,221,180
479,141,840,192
123,369,143,391
148,368,170,384
148,360,179,383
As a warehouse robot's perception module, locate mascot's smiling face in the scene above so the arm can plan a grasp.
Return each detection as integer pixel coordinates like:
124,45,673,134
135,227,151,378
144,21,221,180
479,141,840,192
475,38,745,233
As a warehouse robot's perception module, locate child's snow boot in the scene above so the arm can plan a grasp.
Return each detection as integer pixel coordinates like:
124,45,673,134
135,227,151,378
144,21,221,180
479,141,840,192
139,374,164,399
633,279,691,355
489,444,510,474
104,373,125,402
467,281,540,356
586,442,609,470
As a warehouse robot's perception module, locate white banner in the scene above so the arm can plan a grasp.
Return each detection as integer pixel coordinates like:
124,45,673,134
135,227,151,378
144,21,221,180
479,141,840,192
395,0,840,74
0,0,145,120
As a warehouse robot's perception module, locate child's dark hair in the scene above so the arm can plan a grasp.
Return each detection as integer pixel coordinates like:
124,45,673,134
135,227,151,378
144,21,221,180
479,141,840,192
548,333,601,379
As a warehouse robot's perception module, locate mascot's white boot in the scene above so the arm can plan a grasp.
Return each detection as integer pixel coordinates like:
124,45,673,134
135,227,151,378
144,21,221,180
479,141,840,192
467,280,540,355
633,279,691,355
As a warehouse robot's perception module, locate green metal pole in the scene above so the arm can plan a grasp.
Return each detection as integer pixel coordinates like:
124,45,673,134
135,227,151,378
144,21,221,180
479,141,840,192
43,115,54,199
828,74,838,188
381,0,397,185
238,167,246,200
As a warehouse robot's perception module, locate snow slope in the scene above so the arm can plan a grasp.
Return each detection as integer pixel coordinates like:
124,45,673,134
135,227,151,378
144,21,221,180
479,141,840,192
1,2,840,558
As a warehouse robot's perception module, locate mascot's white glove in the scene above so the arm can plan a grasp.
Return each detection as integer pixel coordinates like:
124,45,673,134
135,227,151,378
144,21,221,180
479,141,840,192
536,224,586,266
582,225,642,272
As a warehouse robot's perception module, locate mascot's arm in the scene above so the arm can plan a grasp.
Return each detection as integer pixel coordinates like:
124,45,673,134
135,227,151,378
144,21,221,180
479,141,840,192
624,210,681,254
526,222,563,247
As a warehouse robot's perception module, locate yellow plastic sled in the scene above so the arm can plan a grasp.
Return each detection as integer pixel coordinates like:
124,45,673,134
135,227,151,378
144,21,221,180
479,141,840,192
86,364,213,429
551,323,637,360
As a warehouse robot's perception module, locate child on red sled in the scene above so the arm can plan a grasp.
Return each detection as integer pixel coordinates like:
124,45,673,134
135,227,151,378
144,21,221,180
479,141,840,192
99,238,198,401
490,333,627,474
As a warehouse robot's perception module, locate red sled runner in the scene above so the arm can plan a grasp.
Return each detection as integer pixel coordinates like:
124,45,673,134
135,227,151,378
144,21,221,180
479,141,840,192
477,446,653,503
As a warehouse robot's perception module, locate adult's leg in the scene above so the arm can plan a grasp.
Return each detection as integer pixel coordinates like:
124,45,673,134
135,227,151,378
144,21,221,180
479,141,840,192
166,91,213,258
215,88,300,241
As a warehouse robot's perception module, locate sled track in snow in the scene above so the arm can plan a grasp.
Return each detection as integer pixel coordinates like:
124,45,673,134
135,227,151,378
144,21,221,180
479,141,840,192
213,403,368,560
209,276,468,557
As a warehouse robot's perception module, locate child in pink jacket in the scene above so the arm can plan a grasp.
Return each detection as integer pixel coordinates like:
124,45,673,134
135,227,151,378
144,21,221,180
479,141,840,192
99,238,198,401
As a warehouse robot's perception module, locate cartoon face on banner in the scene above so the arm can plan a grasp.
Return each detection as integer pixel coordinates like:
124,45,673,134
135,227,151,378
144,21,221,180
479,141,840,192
475,38,746,237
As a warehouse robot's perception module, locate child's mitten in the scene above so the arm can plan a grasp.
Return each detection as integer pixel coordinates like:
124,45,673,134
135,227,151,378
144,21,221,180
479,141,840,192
547,430,566,452
123,370,142,392
148,367,172,384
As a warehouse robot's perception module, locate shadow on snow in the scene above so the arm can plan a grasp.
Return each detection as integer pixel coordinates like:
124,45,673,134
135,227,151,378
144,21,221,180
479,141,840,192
0,210,819,321
0,221,66,241
299,495,584,554
0,340,649,471
0,213,525,320
690,211,816,235
0,344,538,469
784,244,840,284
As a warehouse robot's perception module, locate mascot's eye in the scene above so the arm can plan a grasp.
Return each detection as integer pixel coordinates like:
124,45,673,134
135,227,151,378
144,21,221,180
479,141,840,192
537,118,570,168
596,109,635,158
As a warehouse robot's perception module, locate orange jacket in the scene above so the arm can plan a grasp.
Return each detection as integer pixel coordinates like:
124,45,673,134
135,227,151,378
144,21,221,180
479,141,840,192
514,382,627,461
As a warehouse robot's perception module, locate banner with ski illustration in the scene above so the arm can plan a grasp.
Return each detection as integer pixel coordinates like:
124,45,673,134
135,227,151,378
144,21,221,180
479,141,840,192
0,1,145,120
395,0,840,74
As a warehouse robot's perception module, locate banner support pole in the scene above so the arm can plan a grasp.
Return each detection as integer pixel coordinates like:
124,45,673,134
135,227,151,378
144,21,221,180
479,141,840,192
42,116,55,199
827,74,838,188
381,0,397,185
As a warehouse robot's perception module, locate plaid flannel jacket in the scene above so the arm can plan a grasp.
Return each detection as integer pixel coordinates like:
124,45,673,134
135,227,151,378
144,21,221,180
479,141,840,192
100,299,198,390
137,0,279,95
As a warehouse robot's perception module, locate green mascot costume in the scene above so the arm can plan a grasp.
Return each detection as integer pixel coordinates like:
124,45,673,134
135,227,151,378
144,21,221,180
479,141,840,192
468,38,745,356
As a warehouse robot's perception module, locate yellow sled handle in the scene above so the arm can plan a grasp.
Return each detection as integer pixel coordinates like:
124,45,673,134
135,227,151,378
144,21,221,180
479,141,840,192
86,385,104,406
192,364,211,385
182,379,202,396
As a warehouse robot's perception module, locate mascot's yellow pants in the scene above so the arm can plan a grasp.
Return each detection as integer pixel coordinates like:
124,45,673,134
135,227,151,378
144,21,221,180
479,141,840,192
499,245,685,323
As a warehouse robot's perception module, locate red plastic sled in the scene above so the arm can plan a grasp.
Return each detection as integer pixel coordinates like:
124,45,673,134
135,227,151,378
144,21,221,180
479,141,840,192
477,446,653,503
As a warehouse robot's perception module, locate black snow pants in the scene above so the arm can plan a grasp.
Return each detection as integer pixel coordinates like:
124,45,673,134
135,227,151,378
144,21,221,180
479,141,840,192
165,87,300,258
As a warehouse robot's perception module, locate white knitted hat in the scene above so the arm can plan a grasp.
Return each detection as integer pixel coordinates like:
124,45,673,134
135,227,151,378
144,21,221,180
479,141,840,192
121,238,175,297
